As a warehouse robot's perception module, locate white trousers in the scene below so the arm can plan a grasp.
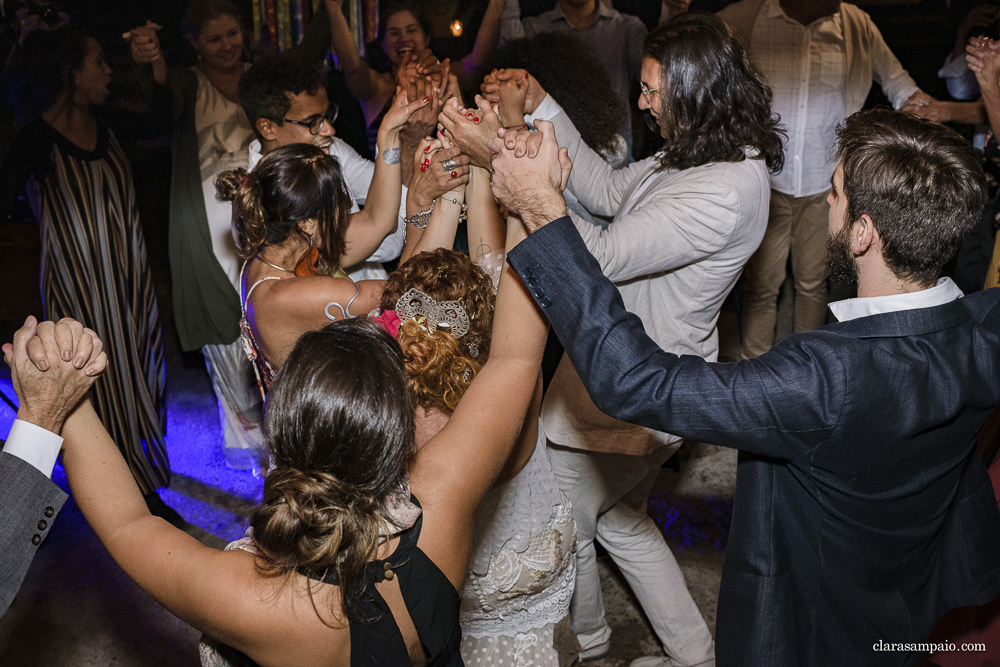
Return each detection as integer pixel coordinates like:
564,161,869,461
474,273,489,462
546,442,715,667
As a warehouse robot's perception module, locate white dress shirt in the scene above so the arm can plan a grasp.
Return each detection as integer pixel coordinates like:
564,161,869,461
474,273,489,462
3,420,63,478
829,277,964,322
743,0,919,197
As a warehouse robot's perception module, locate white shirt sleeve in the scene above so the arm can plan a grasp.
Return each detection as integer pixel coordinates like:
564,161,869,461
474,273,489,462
3,420,63,479
938,52,981,101
329,138,376,208
524,93,562,124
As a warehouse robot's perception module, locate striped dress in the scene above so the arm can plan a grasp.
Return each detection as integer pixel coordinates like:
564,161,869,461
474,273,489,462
16,119,169,494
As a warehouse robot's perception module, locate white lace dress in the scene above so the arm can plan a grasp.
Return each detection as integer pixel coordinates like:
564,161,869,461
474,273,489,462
460,422,577,666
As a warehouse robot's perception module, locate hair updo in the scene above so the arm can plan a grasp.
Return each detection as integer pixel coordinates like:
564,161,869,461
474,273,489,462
250,318,415,621
216,143,353,271
380,248,495,414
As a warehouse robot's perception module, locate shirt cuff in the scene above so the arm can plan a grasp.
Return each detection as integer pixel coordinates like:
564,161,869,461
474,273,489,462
525,94,563,125
3,419,63,479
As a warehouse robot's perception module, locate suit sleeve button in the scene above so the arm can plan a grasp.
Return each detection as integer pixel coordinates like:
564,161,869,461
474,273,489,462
532,289,544,299
38,520,48,531
31,534,41,545
527,277,538,287
44,507,54,517
539,297,552,308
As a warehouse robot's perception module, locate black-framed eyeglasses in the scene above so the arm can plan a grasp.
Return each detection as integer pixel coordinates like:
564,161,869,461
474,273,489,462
281,104,339,135
640,83,662,103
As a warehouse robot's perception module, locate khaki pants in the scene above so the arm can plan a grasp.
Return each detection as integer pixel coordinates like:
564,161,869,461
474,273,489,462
740,189,831,358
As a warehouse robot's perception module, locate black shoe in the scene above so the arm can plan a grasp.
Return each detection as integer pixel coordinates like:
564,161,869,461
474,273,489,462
143,492,187,529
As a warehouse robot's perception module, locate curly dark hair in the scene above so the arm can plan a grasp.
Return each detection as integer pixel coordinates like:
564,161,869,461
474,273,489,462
380,249,495,415
644,13,784,173
492,33,626,159
239,50,327,141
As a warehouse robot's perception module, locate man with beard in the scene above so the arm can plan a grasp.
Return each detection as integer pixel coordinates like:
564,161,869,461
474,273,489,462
238,50,465,280
491,107,1000,665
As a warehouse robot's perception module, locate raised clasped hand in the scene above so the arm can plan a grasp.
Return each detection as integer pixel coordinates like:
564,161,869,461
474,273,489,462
487,119,571,230
409,135,470,204
123,20,163,64
438,95,502,169
3,316,107,432
966,35,1000,82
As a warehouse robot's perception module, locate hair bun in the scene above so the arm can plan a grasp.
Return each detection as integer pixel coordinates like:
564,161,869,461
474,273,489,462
215,168,251,203
251,467,382,571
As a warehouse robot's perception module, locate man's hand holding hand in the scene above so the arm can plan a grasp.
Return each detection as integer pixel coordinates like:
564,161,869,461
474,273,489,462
488,119,570,232
3,317,107,433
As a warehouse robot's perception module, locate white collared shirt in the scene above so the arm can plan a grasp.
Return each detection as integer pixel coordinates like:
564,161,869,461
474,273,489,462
747,0,917,198
829,277,964,322
3,420,63,478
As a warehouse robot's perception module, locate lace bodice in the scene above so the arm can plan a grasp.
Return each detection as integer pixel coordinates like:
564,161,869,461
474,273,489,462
460,423,577,639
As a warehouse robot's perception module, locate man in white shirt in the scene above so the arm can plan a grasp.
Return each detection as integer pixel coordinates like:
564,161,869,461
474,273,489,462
718,0,932,358
239,51,464,281
0,317,106,616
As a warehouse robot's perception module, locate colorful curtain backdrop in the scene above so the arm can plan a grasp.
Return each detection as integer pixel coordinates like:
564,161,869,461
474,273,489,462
251,0,377,53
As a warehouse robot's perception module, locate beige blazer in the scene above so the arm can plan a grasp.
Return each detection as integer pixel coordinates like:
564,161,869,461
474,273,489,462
532,98,771,455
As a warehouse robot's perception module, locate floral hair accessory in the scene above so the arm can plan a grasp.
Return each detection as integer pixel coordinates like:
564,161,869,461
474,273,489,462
371,309,401,338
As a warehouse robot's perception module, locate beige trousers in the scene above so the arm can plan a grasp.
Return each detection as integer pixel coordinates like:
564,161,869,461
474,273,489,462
740,189,831,358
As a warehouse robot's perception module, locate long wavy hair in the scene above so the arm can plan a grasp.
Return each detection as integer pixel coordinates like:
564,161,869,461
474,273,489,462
250,319,415,623
645,13,784,173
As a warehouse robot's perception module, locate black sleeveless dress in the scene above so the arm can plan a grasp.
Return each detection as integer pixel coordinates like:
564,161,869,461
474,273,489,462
200,497,464,666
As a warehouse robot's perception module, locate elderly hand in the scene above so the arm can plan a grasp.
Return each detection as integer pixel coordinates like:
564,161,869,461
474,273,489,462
3,317,107,433
488,120,571,231
408,135,471,212
439,95,503,169
967,36,1000,86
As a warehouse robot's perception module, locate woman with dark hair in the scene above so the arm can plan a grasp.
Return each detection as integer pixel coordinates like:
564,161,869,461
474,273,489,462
468,12,783,666
378,247,575,666
216,114,430,393
29,207,547,666
323,0,505,154
126,1,341,471
125,0,265,471
0,26,176,520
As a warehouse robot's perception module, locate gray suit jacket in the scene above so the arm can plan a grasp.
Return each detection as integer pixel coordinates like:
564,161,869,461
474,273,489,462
0,450,67,616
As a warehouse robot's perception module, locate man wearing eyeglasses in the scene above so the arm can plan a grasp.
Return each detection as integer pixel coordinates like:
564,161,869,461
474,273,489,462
240,50,403,281
470,14,782,667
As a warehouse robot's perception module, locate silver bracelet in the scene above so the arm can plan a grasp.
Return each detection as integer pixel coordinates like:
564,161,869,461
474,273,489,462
406,200,435,229
439,196,468,225
381,146,401,165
